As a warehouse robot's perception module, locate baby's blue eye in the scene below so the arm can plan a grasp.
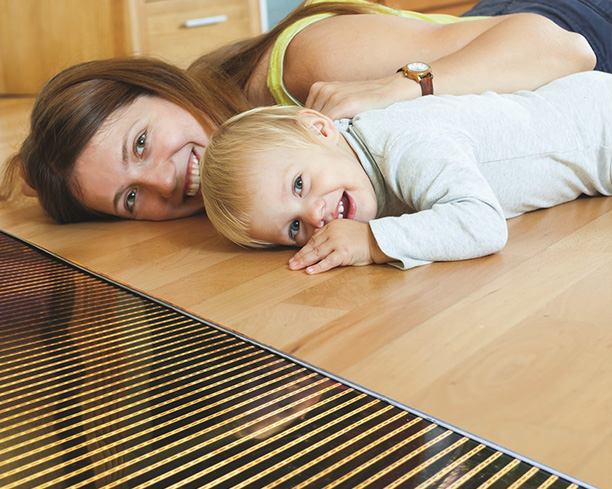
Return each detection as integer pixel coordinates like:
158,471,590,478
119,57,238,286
126,188,137,213
294,176,303,196
135,133,146,157
289,220,300,241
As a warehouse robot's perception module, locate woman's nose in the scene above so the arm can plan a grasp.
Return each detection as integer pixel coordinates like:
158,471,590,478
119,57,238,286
138,160,176,199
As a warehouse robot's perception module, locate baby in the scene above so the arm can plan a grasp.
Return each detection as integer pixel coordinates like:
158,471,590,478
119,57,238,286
200,71,612,274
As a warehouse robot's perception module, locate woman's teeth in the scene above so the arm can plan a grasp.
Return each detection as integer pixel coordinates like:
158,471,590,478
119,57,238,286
186,151,201,197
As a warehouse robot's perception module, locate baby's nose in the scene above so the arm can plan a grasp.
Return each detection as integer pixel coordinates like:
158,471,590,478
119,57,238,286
305,199,326,228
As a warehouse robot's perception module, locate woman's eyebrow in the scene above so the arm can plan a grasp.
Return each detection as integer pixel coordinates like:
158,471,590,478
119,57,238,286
112,132,131,214
112,189,125,215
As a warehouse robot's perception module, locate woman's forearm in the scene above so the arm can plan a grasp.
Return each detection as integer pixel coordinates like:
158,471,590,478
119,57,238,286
287,12,597,118
429,13,596,96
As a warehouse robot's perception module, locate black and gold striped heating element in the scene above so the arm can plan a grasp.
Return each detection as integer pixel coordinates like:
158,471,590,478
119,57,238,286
0,231,594,489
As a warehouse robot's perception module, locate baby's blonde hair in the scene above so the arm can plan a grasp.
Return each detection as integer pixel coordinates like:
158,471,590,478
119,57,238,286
200,105,324,248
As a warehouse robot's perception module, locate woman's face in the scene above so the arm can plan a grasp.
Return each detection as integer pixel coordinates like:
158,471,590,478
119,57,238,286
73,96,209,220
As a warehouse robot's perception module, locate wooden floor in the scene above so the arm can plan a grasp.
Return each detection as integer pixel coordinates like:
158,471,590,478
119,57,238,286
1,96,611,488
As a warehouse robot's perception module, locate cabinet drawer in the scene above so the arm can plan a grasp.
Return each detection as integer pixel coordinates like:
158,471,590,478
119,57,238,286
141,0,262,67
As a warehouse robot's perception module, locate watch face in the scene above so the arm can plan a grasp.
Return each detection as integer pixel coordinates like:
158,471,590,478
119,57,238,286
407,62,430,72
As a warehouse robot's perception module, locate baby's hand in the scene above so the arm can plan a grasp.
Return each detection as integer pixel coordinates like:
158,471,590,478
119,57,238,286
288,220,388,274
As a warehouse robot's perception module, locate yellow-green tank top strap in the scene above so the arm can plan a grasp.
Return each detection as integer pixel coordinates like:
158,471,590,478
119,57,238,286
267,0,487,106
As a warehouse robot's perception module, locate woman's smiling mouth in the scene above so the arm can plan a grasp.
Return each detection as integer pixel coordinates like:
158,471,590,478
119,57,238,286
185,149,201,197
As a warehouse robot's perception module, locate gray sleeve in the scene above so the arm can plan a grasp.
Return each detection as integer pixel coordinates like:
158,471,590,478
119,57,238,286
370,132,508,270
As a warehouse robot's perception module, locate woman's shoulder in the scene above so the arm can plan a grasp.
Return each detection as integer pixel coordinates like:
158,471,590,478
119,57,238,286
281,14,442,101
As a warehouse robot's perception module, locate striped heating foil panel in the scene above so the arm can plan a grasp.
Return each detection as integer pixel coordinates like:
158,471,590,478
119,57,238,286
0,231,594,489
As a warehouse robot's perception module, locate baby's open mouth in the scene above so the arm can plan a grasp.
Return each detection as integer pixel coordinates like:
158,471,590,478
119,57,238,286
186,150,201,197
335,192,352,219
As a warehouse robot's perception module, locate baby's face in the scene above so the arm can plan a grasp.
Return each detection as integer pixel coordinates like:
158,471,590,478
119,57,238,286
247,144,378,246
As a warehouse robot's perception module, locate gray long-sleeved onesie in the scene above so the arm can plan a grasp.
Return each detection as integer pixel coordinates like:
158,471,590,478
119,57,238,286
337,71,612,270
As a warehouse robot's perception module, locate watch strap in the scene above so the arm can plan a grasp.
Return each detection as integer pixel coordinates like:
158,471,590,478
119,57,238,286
419,73,433,96
397,65,434,96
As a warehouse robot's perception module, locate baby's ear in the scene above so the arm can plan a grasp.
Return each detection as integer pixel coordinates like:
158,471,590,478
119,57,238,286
297,108,338,142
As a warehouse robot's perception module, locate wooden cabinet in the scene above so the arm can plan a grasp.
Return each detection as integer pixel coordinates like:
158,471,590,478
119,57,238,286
0,0,262,95
0,0,132,95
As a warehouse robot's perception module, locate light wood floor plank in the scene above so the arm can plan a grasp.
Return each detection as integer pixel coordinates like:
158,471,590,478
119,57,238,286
1,96,610,488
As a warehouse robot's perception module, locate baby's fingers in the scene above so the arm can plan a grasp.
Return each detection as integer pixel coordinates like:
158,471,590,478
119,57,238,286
289,235,330,270
303,251,344,275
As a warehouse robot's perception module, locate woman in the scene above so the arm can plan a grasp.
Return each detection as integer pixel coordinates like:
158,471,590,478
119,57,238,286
2,0,608,223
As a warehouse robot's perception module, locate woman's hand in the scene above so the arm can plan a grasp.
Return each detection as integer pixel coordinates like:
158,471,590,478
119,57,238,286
288,219,389,274
305,73,420,120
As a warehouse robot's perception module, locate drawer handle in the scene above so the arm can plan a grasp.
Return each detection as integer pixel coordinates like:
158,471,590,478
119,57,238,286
183,15,228,28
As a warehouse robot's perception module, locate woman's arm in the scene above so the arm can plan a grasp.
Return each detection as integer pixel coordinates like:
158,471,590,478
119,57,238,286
283,13,595,118
427,13,595,95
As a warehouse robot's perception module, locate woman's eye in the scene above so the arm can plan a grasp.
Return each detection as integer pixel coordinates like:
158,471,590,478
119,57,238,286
289,220,300,241
294,176,303,196
125,188,137,213
135,133,146,157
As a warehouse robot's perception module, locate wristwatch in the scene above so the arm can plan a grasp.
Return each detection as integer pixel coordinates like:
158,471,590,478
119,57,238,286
397,62,434,96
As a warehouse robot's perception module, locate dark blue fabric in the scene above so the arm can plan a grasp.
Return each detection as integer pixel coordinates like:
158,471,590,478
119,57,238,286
462,0,612,72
